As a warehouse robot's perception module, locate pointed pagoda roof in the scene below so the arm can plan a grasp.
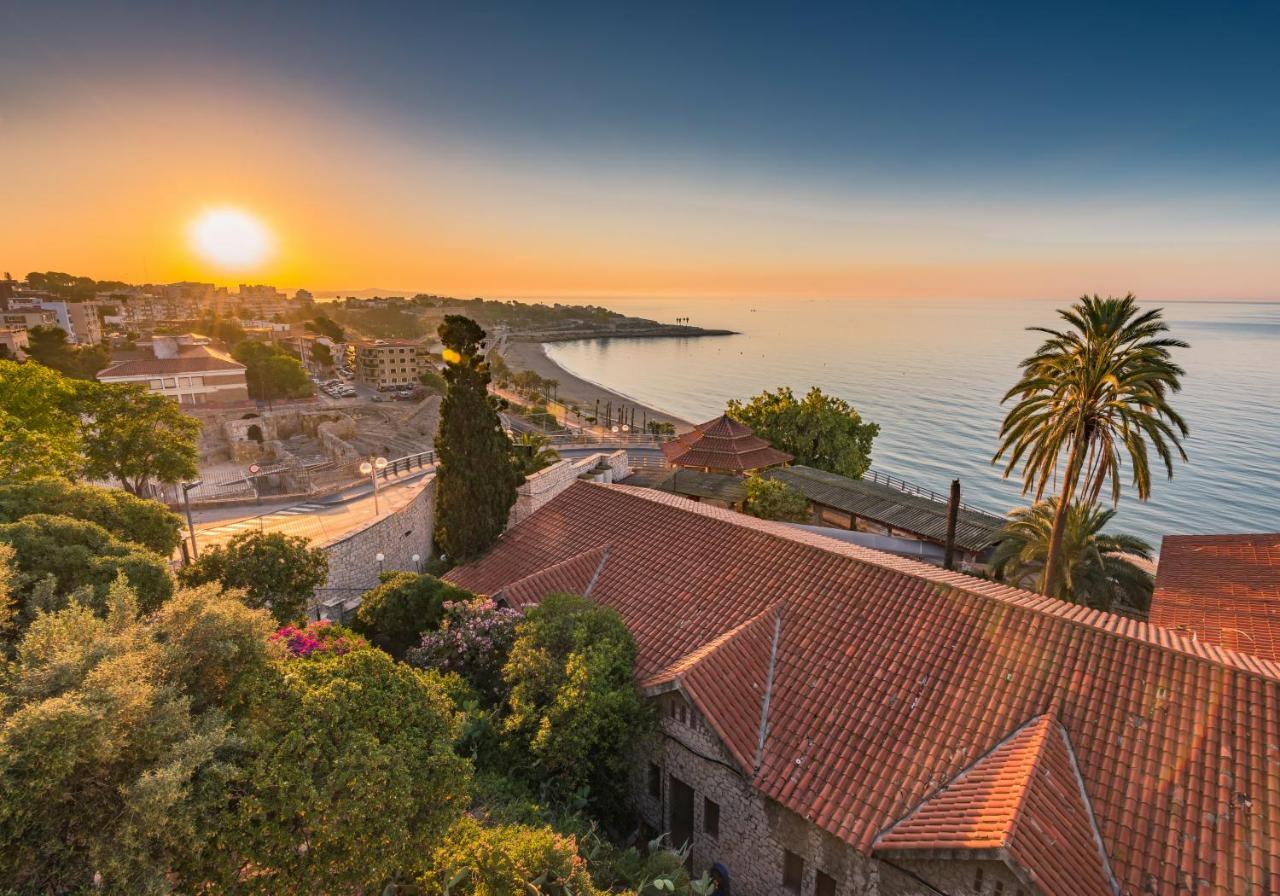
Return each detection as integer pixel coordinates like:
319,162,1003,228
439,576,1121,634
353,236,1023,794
874,712,1116,896
660,414,792,473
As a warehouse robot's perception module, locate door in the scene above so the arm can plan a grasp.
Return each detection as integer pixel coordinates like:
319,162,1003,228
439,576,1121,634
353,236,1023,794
669,774,695,855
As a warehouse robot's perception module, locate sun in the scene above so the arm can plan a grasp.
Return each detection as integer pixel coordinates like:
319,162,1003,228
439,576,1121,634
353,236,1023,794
188,207,273,270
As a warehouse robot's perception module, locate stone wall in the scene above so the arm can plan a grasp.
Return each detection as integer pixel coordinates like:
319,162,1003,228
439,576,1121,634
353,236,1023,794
316,476,435,603
634,692,1009,896
507,450,630,527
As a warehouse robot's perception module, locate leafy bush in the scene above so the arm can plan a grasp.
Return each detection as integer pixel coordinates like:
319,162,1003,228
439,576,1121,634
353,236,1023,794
0,477,183,554
502,593,652,826
178,529,328,624
352,571,475,659
408,598,523,702
743,474,810,522
0,514,172,635
271,619,368,657
426,817,600,896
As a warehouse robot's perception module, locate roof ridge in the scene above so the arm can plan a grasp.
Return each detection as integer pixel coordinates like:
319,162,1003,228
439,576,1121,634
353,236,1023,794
596,482,1280,683
752,606,784,776
494,542,610,603
1003,713,1058,843
639,602,781,689
873,711,1050,847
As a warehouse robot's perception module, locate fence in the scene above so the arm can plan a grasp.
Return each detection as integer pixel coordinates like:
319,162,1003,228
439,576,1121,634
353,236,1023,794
864,467,999,518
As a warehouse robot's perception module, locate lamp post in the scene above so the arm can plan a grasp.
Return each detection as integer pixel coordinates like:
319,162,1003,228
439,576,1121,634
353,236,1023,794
376,552,385,575
180,480,203,561
359,456,389,515
412,553,422,574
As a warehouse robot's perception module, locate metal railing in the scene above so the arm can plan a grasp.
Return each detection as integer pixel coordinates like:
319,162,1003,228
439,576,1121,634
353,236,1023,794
376,449,435,479
863,467,999,518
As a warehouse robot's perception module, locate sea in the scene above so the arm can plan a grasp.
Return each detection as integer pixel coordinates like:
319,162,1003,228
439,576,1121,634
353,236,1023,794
543,297,1280,547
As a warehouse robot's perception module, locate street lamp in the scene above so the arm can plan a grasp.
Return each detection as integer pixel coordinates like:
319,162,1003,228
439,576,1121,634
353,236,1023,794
376,552,385,574
180,480,203,561
412,553,421,573
359,455,389,515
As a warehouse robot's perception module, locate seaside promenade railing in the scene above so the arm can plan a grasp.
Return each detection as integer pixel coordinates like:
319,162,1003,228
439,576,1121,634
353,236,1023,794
864,467,1000,518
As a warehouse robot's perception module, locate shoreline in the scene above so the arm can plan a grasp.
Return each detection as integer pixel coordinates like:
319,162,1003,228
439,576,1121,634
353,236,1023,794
501,340,694,431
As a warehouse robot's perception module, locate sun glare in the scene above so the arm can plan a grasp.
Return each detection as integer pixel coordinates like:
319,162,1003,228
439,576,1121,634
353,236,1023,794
189,207,273,270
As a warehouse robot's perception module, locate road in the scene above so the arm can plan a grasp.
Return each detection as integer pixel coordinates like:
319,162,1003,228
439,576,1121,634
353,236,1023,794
188,469,433,552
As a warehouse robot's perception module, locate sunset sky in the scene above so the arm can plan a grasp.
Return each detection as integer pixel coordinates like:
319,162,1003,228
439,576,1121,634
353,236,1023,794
2,2,1278,299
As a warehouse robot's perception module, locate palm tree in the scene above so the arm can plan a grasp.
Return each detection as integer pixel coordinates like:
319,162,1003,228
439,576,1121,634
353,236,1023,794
990,499,1155,612
993,294,1188,596
512,431,560,476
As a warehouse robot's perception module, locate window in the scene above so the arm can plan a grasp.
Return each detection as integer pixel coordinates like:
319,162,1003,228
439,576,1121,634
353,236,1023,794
815,871,837,896
782,851,804,894
149,378,164,390
190,376,203,387
703,798,719,838
648,763,661,798
163,377,177,388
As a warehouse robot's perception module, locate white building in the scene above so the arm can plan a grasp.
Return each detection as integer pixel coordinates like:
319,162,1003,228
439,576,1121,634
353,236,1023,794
97,334,249,406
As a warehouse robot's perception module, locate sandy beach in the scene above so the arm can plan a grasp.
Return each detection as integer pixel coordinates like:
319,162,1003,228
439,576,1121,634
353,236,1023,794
502,340,693,431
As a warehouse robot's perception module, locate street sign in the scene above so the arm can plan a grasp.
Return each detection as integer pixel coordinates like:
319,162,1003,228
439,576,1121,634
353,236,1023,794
248,463,261,474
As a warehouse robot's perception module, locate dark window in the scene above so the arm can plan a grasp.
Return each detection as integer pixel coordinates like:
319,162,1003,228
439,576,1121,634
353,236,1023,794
648,763,661,798
783,851,804,894
815,871,837,896
973,869,984,892
703,797,719,838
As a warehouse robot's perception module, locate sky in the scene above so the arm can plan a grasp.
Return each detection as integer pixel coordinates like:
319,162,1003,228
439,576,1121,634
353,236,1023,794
2,1,1278,299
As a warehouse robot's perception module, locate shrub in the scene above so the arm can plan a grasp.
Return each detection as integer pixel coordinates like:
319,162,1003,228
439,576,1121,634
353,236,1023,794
352,571,475,659
271,619,369,658
0,513,173,635
426,817,600,896
0,477,183,554
742,474,811,522
178,529,328,624
408,599,523,702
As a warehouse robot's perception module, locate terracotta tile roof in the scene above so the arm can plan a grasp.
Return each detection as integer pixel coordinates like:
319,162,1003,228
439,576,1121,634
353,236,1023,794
497,545,610,609
1151,533,1280,661
769,465,1006,552
660,414,792,472
97,345,245,378
875,712,1116,896
447,482,1280,894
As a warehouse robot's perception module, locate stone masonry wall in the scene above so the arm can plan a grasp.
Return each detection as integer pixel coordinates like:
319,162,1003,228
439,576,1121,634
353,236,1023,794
633,692,1016,896
318,476,435,593
507,450,630,527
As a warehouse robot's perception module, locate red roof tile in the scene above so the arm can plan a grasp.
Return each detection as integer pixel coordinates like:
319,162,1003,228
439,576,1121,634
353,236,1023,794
447,482,1280,894
1151,533,1280,661
875,713,1116,896
660,414,792,472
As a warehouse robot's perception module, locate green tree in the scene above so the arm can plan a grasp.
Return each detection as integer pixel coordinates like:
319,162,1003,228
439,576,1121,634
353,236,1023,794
80,382,201,496
0,477,182,554
502,593,651,824
310,341,334,368
993,295,1188,597
990,499,1155,612
0,359,84,480
0,514,173,637
512,431,560,477
232,341,313,401
352,571,475,659
304,314,345,342
0,581,277,894
216,649,471,894
434,316,520,563
743,474,810,522
426,817,600,896
419,367,448,393
178,529,328,623
23,325,110,380
727,386,879,479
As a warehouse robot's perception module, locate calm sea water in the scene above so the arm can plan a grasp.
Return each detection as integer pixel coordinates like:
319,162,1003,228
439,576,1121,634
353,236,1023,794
544,297,1280,547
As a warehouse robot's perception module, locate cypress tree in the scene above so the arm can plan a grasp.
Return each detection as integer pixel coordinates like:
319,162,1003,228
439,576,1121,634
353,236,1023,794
433,315,519,563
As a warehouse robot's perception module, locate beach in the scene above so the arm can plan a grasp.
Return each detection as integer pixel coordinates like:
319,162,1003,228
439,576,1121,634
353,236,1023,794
501,340,692,431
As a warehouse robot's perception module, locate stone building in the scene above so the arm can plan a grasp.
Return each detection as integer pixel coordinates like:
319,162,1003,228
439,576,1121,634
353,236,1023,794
448,481,1280,896
355,338,429,389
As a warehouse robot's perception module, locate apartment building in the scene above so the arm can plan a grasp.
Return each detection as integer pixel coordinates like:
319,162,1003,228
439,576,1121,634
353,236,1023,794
0,327,29,360
354,339,428,388
96,334,249,405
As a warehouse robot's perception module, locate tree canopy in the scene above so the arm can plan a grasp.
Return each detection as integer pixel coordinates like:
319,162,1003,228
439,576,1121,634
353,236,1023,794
0,514,173,639
727,386,879,479
232,341,313,401
0,359,84,480
0,477,182,554
434,316,519,563
304,314,345,342
23,325,110,380
80,383,201,496
352,571,475,659
178,529,328,623
743,474,810,522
